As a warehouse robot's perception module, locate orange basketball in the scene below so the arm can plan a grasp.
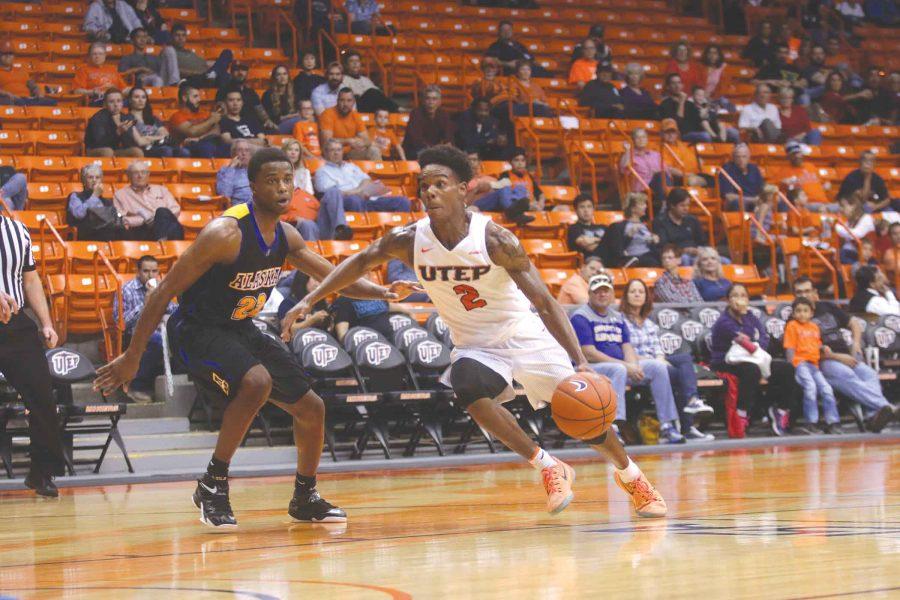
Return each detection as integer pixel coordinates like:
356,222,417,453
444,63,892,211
551,372,617,440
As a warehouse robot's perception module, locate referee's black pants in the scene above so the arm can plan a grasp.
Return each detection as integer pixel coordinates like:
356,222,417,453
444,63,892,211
0,313,65,474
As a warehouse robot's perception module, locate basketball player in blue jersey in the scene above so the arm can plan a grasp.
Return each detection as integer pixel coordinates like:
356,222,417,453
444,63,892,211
95,148,421,529
282,145,667,518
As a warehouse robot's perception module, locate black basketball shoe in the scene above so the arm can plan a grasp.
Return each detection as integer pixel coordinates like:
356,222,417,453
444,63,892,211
192,476,237,529
288,489,347,523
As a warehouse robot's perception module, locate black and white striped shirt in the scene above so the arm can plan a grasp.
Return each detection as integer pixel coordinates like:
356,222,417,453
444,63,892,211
0,215,35,309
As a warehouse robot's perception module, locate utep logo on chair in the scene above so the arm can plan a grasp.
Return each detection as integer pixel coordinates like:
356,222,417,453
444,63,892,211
353,330,379,346
51,351,80,377
302,330,328,345
416,341,443,364
389,314,413,331
402,329,427,347
874,327,896,349
657,308,680,330
660,332,683,355
680,320,704,342
365,342,392,366
312,344,339,368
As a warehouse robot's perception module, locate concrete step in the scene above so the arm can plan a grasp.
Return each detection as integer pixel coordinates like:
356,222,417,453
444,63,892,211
117,417,191,435
74,430,219,452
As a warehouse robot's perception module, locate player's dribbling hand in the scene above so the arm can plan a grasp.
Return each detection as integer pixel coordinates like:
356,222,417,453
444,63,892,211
386,280,425,301
94,352,141,395
574,362,593,373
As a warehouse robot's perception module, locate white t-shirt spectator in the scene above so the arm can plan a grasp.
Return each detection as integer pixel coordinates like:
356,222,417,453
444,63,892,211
738,102,782,130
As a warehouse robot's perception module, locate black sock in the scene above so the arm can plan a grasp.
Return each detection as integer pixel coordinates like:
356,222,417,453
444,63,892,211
206,457,229,480
295,473,316,494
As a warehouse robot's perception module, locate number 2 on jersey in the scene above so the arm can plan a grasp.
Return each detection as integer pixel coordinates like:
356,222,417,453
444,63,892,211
231,293,267,320
453,284,487,311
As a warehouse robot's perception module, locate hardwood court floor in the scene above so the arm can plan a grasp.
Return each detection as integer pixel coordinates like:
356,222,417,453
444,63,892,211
1,441,898,599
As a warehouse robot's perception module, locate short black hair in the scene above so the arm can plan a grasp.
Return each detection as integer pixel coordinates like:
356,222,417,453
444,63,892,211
130,27,147,40
574,194,594,209
178,82,197,102
338,87,354,96
793,275,814,289
666,187,691,207
171,23,187,35
248,147,292,182
136,255,158,269
418,144,473,183
791,297,814,312
508,146,527,160
665,72,682,86
854,265,878,291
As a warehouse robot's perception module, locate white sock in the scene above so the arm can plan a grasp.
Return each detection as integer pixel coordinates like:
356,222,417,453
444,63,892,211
529,448,557,470
615,458,642,483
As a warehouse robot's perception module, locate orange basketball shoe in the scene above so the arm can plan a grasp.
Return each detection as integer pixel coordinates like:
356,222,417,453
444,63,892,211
542,460,576,514
614,470,667,518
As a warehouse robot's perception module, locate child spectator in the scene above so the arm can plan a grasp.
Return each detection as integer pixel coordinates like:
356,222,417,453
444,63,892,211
782,297,842,434
369,109,406,160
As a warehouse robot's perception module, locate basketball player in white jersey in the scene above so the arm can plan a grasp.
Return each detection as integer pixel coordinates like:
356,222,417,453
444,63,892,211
282,145,666,517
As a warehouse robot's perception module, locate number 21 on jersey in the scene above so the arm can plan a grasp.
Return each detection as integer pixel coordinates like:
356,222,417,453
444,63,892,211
232,293,267,320
453,284,486,311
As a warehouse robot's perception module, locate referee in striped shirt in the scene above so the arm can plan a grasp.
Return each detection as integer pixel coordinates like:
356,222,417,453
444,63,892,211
0,214,65,497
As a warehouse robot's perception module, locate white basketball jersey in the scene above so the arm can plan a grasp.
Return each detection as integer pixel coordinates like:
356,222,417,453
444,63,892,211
413,212,540,348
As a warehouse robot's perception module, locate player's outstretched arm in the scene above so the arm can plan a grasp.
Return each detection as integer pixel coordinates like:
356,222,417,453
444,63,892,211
486,223,590,372
280,225,421,339
94,219,242,394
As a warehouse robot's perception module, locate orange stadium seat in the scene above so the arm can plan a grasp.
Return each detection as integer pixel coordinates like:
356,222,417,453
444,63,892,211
67,241,114,274
520,239,579,268
318,240,371,263
178,210,216,239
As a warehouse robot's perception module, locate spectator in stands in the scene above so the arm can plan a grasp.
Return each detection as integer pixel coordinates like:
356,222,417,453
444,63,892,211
566,194,609,264
370,109,406,160
738,84,782,142
852,67,893,125
709,283,786,437
619,128,668,199
311,62,345,116
693,246,731,301
499,147,547,211
654,188,705,265
159,24,234,88
742,20,776,68
341,0,391,34
778,87,822,146
281,138,352,241
118,28,164,88
342,50,397,113
620,279,715,440
838,151,895,213
752,44,805,98
387,260,429,302
455,99,506,159
557,256,604,305
126,86,187,158
510,60,554,118
114,255,177,403
0,169,27,212
293,99,322,157
216,139,255,206
836,0,866,28
778,140,828,203
319,88,380,160
261,65,302,135
130,0,169,45
168,83,229,158
332,283,413,342
660,119,710,188
486,20,550,77
570,273,685,444
0,42,54,106
700,44,733,111
686,86,739,142
568,39,599,89
570,24,612,68
620,63,658,120
218,62,273,129
278,272,332,331
470,57,508,107
782,297,842,434
464,153,532,225
882,222,900,282
83,0,141,43
836,194,876,263
402,85,454,159
219,89,268,148
579,63,624,119
658,74,694,134
665,42,704,93
800,45,830,104
314,139,411,213
606,193,660,267
67,164,125,241
73,44,131,106
293,52,326,102
718,143,765,210
851,238,880,278
816,72,857,123
792,276,897,431
85,89,143,158
654,244,704,303
113,161,184,241
850,266,900,315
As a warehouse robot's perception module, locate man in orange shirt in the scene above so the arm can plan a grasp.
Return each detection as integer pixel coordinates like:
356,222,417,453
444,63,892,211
660,119,708,188
168,83,230,158
777,140,828,203
881,222,900,284
318,88,379,160
72,43,130,106
0,42,55,106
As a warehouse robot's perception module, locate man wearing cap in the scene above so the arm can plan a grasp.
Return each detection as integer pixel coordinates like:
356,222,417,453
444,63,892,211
0,42,56,106
660,119,709,189
569,273,686,444
578,63,623,118
776,141,828,203
216,63,275,130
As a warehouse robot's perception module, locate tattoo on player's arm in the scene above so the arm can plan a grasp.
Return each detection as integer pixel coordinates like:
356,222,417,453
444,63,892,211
488,225,530,273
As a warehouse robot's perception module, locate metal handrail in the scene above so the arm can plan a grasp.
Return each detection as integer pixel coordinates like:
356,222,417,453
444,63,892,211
38,217,68,277
92,250,124,360
744,212,778,294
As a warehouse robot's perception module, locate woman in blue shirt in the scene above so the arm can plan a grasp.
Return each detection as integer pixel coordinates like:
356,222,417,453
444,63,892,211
692,247,731,301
